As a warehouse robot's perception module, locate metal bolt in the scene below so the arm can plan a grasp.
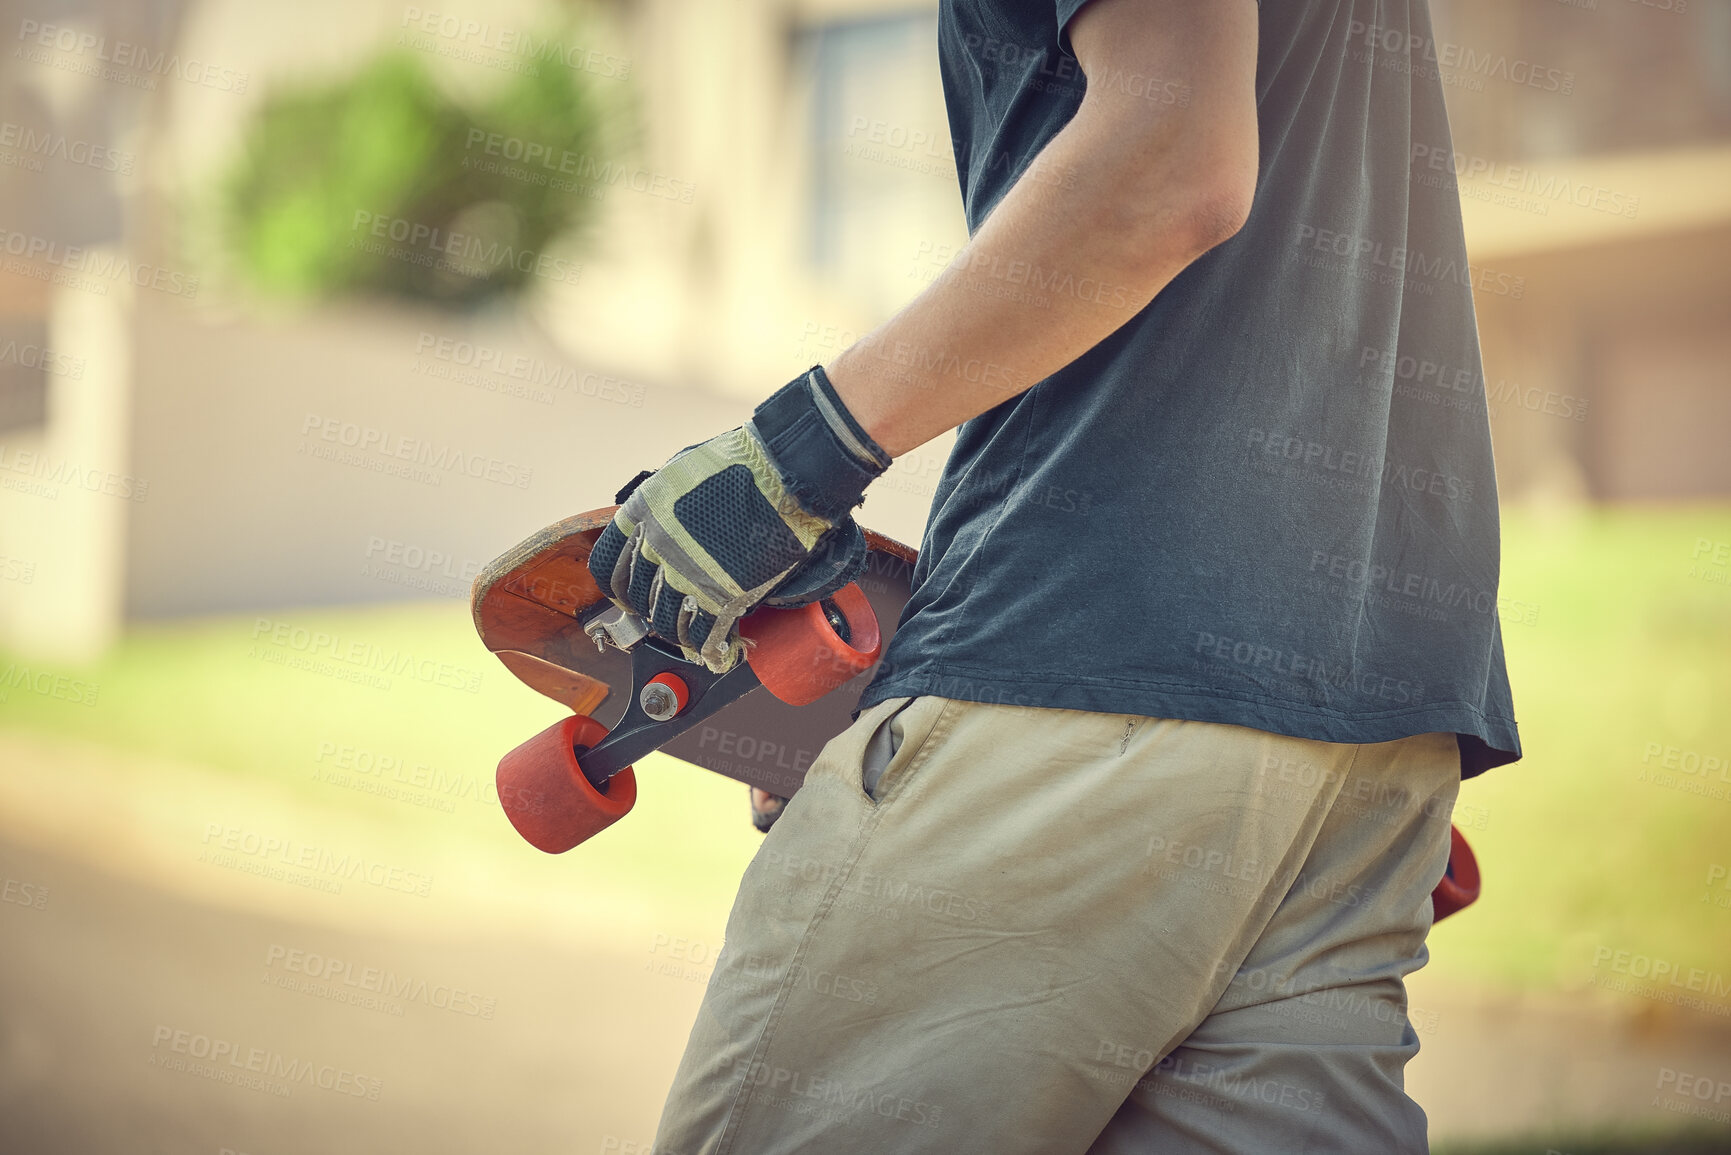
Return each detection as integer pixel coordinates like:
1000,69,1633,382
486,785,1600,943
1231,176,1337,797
640,682,680,721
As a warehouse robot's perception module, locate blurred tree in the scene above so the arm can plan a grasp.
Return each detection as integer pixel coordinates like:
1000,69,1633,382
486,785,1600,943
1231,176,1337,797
223,40,606,306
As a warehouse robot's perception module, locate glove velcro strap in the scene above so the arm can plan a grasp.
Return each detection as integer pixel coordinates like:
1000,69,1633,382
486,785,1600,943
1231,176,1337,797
750,366,891,521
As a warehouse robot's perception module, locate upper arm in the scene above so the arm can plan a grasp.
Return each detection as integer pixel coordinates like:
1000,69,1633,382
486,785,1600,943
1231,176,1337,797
1065,0,1261,232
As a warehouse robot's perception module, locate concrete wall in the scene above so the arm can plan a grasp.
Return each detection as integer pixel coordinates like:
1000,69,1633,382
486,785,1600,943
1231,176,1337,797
122,295,949,618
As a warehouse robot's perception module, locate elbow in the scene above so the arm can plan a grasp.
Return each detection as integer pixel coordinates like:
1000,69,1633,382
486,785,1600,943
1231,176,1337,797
1178,171,1256,254
1104,104,1260,262
1111,166,1256,273
1156,133,1258,256
1068,93,1261,276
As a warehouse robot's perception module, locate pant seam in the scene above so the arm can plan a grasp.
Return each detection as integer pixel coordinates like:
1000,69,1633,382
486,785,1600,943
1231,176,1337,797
714,700,961,1149
712,771,895,1152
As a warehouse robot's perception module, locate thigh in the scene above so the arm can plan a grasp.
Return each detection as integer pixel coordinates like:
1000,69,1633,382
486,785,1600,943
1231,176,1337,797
1086,731,1461,1155
654,701,1365,1155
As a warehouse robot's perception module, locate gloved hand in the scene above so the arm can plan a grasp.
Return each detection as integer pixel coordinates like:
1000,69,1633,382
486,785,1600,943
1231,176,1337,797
588,366,892,672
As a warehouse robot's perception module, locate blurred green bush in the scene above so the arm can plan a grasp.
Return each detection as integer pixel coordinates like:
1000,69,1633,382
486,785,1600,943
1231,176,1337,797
223,39,607,306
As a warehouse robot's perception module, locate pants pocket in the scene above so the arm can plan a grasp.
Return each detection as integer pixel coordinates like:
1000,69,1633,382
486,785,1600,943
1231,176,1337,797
859,696,949,803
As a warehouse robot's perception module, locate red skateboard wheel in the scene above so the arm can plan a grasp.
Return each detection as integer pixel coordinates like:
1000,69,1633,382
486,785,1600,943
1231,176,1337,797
496,714,636,853
1431,824,1481,922
740,582,882,707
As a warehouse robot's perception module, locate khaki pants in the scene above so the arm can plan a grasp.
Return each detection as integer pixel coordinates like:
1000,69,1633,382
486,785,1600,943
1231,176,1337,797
654,696,1460,1154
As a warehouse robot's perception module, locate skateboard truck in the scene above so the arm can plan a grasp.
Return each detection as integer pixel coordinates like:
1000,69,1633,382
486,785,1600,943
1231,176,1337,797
568,606,768,789
574,599,864,783
496,584,883,853
583,603,653,654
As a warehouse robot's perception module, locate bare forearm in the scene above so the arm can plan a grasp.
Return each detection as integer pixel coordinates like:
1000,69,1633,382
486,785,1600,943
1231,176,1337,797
826,0,1258,458
826,110,1219,456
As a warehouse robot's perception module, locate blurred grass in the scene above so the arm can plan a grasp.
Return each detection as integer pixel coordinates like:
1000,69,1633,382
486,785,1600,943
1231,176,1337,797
1425,502,1731,996
1,503,1729,993
0,595,765,920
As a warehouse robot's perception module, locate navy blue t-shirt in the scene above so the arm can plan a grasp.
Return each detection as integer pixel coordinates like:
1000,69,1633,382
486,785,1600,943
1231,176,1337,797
859,0,1521,777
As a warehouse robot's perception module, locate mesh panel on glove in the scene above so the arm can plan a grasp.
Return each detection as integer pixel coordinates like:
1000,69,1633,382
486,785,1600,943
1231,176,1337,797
589,522,627,592
674,465,807,590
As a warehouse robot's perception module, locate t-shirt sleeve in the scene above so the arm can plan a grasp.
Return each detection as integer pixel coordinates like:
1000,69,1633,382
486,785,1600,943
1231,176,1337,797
1054,0,1093,58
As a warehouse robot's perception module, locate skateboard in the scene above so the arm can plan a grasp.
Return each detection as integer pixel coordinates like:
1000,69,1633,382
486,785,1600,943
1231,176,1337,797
471,506,917,851
471,507,1480,921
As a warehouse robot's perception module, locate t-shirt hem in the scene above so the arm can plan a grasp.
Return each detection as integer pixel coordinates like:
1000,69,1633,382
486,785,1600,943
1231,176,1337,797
860,665,1521,779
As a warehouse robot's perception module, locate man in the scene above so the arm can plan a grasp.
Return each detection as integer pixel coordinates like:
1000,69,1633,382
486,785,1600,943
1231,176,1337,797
588,0,1520,1150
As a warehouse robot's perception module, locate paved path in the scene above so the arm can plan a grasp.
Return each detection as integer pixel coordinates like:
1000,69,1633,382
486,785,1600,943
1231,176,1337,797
0,831,698,1154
